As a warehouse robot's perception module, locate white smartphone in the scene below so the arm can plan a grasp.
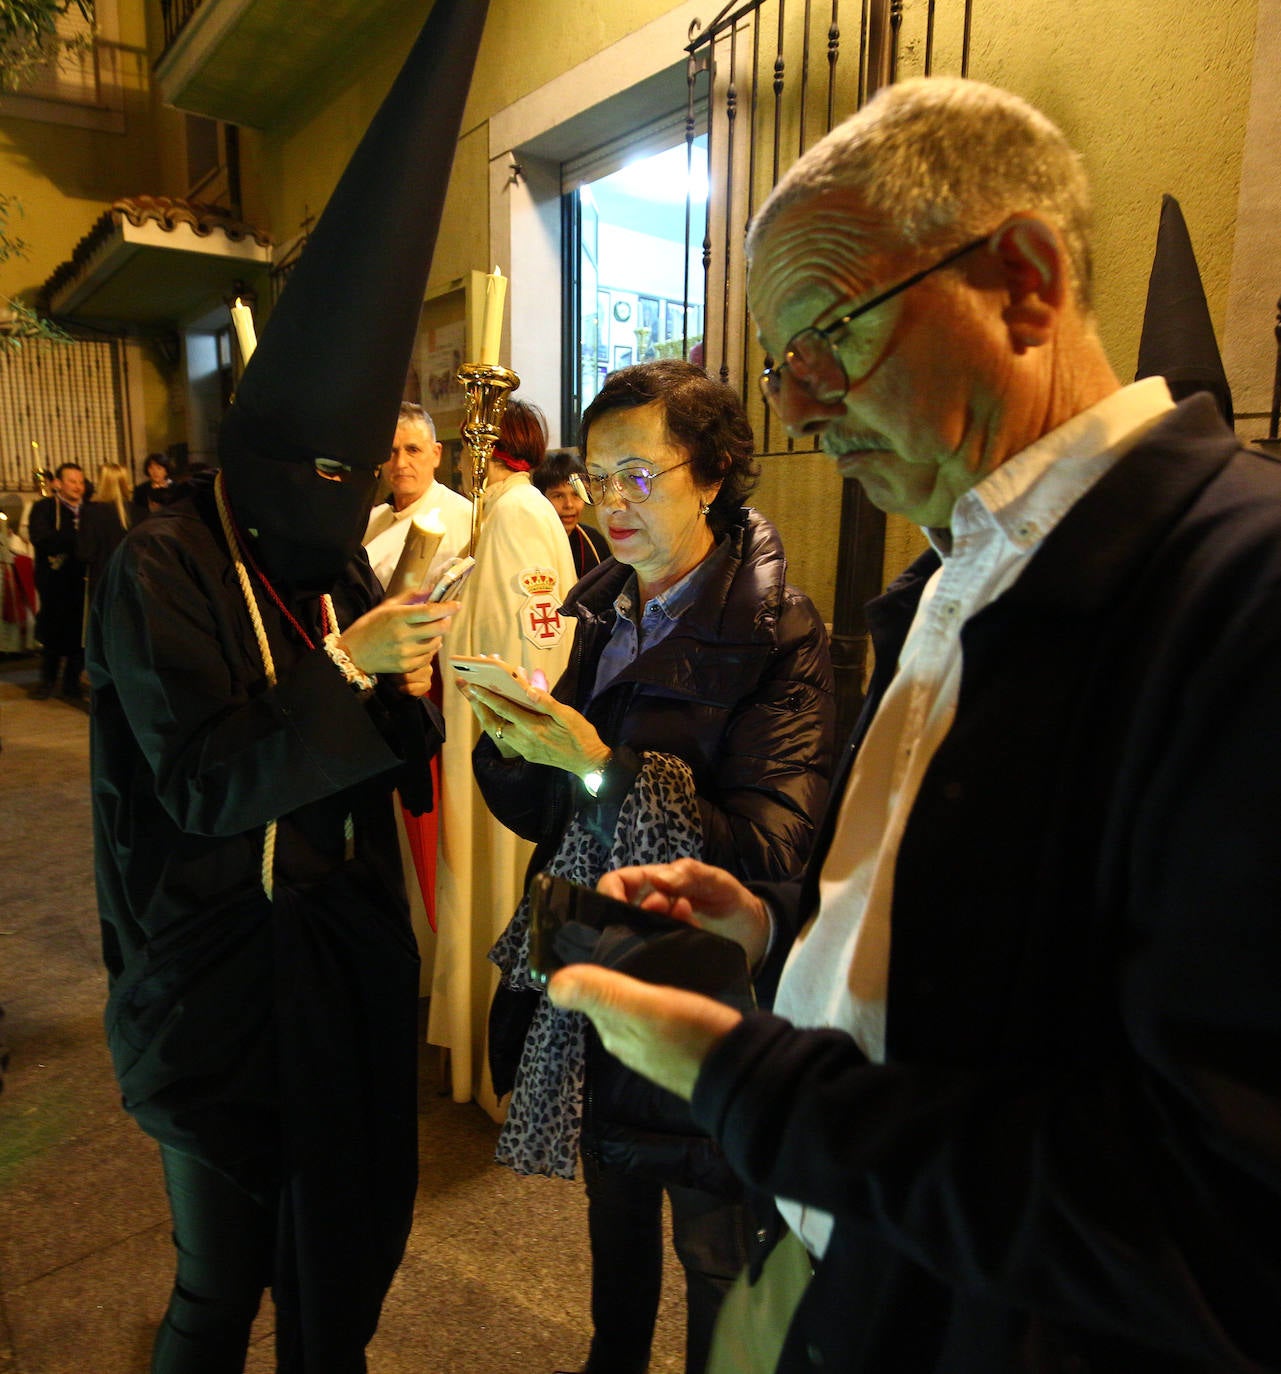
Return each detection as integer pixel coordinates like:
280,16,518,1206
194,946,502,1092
450,654,546,707
427,556,476,603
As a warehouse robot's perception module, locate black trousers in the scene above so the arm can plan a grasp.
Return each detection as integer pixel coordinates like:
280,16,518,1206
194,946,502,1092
582,1155,749,1374
152,1145,275,1374
38,645,83,693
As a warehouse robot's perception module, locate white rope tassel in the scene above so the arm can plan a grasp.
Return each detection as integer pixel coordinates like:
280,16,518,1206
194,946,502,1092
214,476,352,898
328,598,354,863
215,473,279,900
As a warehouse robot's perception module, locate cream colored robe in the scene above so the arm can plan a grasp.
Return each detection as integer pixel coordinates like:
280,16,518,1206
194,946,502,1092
428,472,577,1119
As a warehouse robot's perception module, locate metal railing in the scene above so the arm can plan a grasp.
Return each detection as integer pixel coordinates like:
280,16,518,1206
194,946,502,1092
683,0,973,734
159,0,207,56
685,0,973,440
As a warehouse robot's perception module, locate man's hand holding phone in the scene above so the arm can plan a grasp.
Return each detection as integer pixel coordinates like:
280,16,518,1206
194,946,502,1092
597,858,772,968
547,966,742,1104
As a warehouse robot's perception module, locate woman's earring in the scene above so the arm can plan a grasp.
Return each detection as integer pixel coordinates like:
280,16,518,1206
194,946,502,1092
698,501,711,516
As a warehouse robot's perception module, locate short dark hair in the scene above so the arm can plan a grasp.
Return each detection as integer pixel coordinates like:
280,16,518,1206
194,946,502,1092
497,398,548,471
532,447,587,494
55,462,84,479
143,452,172,477
579,359,758,536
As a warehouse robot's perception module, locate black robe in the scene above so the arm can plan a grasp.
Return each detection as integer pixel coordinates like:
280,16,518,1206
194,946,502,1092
87,480,442,1367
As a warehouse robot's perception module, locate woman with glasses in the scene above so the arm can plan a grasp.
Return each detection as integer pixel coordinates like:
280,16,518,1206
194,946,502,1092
465,359,835,1374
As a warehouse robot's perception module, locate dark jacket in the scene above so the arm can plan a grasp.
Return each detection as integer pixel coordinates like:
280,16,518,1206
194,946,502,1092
76,501,129,604
131,478,190,522
693,397,1281,1372
28,495,85,652
479,507,835,1185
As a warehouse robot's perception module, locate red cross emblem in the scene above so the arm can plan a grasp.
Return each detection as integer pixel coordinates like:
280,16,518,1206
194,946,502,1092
527,599,562,640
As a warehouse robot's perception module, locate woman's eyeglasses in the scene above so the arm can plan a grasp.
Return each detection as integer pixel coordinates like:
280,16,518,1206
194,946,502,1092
573,457,695,505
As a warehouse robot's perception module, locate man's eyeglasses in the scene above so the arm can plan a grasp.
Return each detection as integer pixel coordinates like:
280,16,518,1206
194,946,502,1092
758,234,989,408
572,457,695,505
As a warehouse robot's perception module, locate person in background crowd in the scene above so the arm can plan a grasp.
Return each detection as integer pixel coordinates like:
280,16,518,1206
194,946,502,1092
363,402,472,590
28,461,87,701
130,452,186,522
429,396,578,1118
547,77,1281,1374
77,462,134,604
533,448,610,578
467,360,835,1374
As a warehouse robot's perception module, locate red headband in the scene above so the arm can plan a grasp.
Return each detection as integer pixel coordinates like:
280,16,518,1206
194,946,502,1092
491,447,533,473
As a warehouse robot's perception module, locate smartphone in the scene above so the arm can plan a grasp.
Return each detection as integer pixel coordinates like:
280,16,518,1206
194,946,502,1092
427,555,476,603
449,653,542,706
526,872,755,1012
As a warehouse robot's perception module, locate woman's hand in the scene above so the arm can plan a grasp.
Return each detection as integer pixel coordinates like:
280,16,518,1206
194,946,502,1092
459,673,611,778
338,591,459,675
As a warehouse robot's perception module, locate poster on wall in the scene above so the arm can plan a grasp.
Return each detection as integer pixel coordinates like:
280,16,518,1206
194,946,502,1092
407,282,468,486
418,319,466,415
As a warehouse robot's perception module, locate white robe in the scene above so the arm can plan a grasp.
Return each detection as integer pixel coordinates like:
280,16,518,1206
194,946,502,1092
428,472,578,1119
362,480,473,591
363,479,474,995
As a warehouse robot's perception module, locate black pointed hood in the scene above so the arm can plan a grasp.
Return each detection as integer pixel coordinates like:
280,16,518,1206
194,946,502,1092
1135,194,1233,427
220,0,489,589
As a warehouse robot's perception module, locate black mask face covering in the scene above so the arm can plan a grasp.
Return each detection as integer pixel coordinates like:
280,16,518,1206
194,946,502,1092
219,408,377,594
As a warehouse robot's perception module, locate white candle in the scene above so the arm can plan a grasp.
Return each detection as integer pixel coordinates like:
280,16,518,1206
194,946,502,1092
230,298,257,365
478,266,506,366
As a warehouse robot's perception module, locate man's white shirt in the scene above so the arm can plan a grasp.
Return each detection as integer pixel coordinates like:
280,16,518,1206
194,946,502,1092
363,480,473,591
772,377,1176,1260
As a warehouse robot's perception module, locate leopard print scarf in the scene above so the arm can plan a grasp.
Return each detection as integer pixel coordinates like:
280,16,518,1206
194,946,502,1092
489,750,702,1179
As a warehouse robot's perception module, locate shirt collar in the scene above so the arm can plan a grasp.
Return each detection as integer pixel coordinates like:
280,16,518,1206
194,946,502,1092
933,377,1175,558
612,537,730,626
387,480,442,522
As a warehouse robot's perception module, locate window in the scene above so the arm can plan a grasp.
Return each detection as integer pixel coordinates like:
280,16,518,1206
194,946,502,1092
563,133,709,433
0,337,126,489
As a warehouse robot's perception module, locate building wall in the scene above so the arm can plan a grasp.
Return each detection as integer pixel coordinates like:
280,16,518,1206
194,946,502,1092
970,0,1258,392
0,0,191,466
250,0,1263,614
3,0,1267,594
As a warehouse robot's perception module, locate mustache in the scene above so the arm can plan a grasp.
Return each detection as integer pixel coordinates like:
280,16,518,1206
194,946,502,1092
822,429,889,456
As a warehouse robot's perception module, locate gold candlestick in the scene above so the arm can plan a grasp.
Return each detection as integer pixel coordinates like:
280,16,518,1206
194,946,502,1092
457,361,520,556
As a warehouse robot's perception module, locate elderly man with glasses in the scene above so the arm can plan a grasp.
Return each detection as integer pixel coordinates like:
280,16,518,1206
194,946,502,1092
548,77,1281,1374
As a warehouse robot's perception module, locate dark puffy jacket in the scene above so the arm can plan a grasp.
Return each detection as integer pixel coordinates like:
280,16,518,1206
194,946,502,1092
477,506,835,1188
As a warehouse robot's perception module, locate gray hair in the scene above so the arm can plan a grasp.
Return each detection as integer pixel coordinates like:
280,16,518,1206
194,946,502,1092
747,78,1094,310
397,401,437,442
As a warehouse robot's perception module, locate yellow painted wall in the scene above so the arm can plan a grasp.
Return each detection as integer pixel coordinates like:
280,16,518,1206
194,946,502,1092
257,0,687,296
3,0,1262,372
0,10,157,303
967,0,1257,388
